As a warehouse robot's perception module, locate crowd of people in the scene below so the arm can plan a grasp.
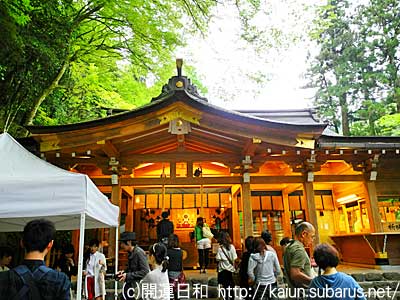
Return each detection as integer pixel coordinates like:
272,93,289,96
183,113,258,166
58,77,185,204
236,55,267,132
0,216,366,300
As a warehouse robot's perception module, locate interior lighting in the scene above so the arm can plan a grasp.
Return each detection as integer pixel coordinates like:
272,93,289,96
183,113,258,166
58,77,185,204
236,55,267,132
337,194,359,204
210,162,228,168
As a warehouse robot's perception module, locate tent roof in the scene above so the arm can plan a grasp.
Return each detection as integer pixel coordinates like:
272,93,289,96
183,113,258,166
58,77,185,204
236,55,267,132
0,133,119,231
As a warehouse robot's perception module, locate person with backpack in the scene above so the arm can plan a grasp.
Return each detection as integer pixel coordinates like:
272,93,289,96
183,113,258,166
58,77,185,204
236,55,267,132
0,219,70,300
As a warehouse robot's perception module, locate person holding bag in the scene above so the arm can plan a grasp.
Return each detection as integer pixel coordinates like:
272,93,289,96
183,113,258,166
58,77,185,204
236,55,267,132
248,238,280,300
195,217,212,274
216,231,237,300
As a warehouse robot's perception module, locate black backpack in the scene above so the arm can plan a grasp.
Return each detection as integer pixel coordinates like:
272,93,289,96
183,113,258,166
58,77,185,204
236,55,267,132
9,265,52,300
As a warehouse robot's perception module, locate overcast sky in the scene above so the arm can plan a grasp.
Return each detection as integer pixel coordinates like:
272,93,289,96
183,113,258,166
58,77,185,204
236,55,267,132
177,0,322,110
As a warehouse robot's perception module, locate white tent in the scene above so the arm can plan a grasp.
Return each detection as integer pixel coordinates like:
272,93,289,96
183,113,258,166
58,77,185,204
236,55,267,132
0,133,120,300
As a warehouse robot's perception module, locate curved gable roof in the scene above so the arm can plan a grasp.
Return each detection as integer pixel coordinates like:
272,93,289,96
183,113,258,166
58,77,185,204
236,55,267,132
27,74,327,141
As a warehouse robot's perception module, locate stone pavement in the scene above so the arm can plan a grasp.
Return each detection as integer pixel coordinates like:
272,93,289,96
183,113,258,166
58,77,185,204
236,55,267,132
100,264,400,299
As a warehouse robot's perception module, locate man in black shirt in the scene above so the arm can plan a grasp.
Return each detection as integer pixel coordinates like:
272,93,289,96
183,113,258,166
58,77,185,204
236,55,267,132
157,211,174,244
0,219,70,300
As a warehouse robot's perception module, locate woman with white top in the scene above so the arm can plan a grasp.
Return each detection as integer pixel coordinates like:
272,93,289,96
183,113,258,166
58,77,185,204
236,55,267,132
216,231,237,300
83,239,107,300
248,238,280,300
139,242,170,300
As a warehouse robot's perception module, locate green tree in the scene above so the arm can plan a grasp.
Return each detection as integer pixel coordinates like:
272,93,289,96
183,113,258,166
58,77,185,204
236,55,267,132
0,0,217,135
357,0,400,111
309,0,400,136
308,0,357,135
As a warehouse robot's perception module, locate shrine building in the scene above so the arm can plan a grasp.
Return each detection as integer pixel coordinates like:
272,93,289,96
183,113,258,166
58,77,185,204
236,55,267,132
27,61,400,267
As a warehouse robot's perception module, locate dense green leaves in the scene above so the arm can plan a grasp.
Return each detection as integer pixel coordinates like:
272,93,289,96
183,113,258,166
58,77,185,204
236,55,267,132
0,0,217,135
309,0,400,136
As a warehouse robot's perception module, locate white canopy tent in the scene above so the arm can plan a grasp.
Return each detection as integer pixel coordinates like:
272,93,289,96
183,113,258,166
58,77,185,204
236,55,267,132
0,133,120,300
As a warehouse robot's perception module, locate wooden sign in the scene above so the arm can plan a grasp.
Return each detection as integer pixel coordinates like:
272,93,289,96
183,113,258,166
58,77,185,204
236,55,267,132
383,222,400,232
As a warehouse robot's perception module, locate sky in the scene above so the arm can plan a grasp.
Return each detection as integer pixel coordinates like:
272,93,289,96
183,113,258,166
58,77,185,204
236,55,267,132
177,0,322,110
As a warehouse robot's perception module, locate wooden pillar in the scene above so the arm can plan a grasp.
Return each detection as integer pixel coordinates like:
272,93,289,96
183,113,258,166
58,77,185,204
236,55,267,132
282,190,292,238
70,230,79,262
200,184,204,217
125,187,134,232
364,181,383,232
187,162,193,178
231,191,241,249
341,205,350,233
161,185,166,211
242,178,253,237
110,181,121,259
170,162,176,178
303,181,320,244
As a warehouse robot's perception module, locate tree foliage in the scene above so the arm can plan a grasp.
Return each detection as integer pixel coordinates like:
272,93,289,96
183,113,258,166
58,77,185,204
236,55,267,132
0,0,217,135
308,0,400,136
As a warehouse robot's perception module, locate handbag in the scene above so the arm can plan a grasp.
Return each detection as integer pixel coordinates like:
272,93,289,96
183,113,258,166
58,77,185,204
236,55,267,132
220,246,241,286
202,224,214,239
170,271,187,293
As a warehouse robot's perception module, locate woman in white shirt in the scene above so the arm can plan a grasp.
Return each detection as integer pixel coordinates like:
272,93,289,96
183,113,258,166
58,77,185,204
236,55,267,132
248,238,280,300
139,243,170,300
83,239,106,300
216,231,237,300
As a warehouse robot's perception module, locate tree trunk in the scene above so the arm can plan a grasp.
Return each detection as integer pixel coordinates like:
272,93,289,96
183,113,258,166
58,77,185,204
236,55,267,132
340,93,350,136
25,60,69,125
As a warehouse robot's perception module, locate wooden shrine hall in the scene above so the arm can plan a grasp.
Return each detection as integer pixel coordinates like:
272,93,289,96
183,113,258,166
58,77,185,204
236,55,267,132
26,61,400,267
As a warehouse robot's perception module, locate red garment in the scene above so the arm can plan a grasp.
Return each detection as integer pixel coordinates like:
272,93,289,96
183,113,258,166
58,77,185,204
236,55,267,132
86,276,95,300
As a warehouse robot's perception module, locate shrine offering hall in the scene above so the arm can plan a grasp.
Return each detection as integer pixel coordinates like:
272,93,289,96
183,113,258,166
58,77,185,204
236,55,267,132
26,63,400,268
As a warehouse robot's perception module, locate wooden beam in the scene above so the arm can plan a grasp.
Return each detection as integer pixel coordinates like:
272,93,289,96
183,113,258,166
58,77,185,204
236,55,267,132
187,136,236,153
314,175,364,182
242,138,259,156
101,140,119,158
120,153,241,164
121,177,242,185
91,174,366,186
199,115,306,148
118,135,174,154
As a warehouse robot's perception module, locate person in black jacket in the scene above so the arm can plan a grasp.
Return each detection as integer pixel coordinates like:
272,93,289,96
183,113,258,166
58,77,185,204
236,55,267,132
157,211,174,244
167,234,184,299
117,231,149,299
53,244,77,281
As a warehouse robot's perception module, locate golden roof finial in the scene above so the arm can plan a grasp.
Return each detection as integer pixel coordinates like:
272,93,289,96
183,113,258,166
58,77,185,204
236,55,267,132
176,58,183,77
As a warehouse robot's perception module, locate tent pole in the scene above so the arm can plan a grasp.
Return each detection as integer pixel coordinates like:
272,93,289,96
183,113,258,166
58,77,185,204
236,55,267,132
76,213,86,300
114,226,119,300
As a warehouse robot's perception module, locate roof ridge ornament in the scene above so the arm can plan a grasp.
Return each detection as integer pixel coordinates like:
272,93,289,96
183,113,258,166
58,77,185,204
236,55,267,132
151,58,208,102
